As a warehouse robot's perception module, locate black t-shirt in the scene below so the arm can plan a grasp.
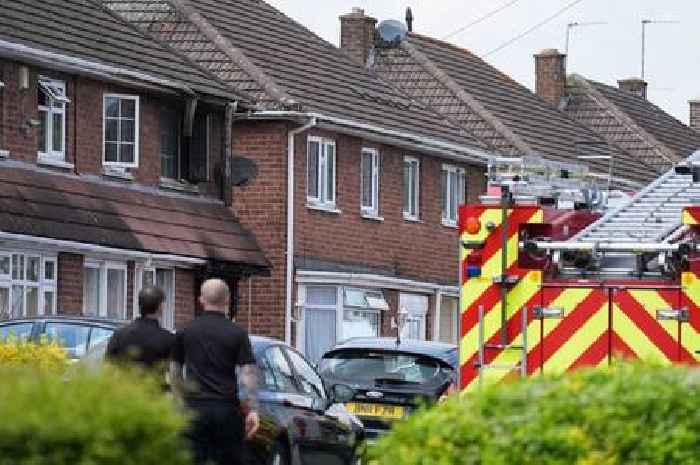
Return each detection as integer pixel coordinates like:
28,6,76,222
106,317,175,368
172,311,255,401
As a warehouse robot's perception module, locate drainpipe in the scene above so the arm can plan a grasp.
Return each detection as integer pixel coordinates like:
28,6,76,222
285,117,317,345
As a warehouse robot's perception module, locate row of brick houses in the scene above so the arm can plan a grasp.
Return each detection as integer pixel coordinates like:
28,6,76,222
2,0,699,361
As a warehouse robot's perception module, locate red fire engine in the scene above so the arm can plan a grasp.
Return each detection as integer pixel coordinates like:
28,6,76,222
459,155,700,391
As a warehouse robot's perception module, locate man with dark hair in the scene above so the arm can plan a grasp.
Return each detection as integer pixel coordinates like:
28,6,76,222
106,286,175,368
171,278,259,465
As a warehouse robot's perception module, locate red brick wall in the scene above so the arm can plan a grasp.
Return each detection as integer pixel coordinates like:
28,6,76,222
174,268,196,329
57,253,83,315
690,101,700,133
534,49,566,108
0,59,225,197
295,128,484,285
232,120,289,340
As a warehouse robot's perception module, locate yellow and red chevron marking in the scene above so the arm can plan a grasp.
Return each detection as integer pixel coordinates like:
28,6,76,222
681,272,700,363
458,205,542,391
682,207,700,225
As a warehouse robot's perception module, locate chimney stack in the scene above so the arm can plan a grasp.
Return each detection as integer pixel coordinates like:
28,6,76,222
618,78,648,100
690,100,700,132
534,48,567,108
339,7,377,66
405,7,414,32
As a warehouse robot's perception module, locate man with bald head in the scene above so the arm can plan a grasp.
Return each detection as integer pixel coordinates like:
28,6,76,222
171,278,259,465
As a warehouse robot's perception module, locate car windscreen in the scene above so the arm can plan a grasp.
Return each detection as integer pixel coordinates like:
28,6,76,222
318,350,450,385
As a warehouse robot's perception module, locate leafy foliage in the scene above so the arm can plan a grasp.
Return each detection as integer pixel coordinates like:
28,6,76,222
370,364,700,465
0,365,192,465
0,337,67,371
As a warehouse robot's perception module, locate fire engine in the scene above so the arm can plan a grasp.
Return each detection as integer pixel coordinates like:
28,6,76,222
458,154,700,391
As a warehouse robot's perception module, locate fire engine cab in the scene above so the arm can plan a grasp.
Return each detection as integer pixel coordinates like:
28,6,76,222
458,153,700,391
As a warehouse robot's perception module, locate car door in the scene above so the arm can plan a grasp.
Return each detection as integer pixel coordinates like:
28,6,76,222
283,347,354,465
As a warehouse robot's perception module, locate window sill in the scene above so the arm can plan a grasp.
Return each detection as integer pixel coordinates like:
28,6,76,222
0,149,9,159
306,203,341,214
37,156,74,170
159,177,200,194
361,212,384,222
102,167,134,181
441,220,458,229
403,215,422,223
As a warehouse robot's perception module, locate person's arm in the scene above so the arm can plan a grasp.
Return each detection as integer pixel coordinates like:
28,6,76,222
237,333,259,439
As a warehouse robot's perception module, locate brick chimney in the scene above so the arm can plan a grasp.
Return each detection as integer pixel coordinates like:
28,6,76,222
340,7,377,66
534,48,567,108
690,100,700,132
618,78,647,99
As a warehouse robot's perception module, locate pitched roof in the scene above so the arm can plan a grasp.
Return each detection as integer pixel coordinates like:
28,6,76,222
0,0,245,100
101,0,488,153
563,76,700,173
371,33,656,186
0,164,268,268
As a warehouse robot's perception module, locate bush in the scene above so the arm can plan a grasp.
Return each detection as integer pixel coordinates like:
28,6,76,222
0,365,191,465
0,338,67,371
370,363,700,465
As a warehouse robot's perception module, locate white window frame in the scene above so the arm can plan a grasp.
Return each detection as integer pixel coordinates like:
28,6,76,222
83,259,128,319
103,94,140,168
441,164,466,227
0,251,57,319
306,136,336,209
360,148,380,217
134,265,176,330
37,78,68,162
403,156,420,221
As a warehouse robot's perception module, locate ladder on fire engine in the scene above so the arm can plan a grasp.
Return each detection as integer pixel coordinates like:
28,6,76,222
575,151,700,244
476,304,529,387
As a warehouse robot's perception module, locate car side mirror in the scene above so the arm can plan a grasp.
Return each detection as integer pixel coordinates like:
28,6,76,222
329,383,355,404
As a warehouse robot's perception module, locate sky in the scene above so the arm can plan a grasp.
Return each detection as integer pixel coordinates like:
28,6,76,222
266,0,697,123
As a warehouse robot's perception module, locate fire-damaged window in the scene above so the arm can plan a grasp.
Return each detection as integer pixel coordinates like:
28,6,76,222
0,252,57,320
441,164,466,226
160,109,209,184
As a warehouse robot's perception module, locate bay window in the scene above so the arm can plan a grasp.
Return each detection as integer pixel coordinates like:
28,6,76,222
38,78,68,162
139,267,175,330
83,260,127,319
307,137,336,208
301,285,388,362
399,293,428,341
441,164,466,226
0,252,56,320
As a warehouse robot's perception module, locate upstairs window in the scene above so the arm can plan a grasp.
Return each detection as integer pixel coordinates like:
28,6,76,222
441,164,466,226
160,108,180,180
360,148,380,216
403,156,420,220
307,137,336,208
159,109,209,184
103,95,139,168
38,79,68,162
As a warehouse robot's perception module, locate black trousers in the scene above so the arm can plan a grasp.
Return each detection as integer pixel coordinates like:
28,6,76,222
185,399,245,465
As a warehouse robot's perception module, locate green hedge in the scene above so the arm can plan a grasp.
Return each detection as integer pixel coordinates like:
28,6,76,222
0,366,191,465
370,364,700,465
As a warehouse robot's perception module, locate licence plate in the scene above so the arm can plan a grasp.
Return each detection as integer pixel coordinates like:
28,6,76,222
345,402,405,419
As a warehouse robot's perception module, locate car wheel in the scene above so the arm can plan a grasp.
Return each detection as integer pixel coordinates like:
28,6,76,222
268,440,290,465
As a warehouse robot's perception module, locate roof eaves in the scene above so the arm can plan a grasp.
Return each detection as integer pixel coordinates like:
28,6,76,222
168,0,297,109
400,39,533,157
570,74,678,167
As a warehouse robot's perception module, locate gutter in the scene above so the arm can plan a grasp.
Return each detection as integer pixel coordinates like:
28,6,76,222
0,231,206,267
0,39,195,96
285,118,318,345
244,111,493,165
295,270,459,295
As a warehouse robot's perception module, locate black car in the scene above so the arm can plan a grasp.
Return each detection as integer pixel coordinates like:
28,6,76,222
80,334,365,465
318,337,457,440
0,316,126,359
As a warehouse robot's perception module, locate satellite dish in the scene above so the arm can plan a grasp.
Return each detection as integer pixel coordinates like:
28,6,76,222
230,155,258,186
377,20,408,46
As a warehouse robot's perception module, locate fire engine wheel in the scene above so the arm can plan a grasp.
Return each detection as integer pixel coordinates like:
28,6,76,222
268,440,290,465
